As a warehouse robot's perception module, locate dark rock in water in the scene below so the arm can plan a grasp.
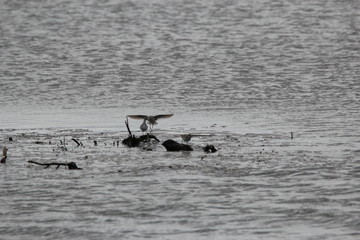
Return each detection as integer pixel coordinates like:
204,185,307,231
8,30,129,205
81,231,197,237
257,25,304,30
122,134,160,147
68,162,82,170
203,145,217,153
162,139,193,151
9,137,13,141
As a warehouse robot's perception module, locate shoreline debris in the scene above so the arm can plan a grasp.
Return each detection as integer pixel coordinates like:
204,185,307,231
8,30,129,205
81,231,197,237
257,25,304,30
1,147,8,163
122,116,160,147
71,138,83,147
27,160,82,170
122,134,160,147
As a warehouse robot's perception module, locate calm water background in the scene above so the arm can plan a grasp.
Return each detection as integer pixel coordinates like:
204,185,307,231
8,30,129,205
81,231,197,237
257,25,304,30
1,0,359,239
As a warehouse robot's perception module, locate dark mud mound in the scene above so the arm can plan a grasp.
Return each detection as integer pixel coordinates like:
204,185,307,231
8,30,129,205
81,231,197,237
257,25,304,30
162,139,193,151
203,145,217,153
122,134,160,147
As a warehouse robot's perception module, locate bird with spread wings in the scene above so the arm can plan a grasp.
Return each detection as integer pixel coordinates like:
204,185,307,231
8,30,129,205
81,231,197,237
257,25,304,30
127,114,174,133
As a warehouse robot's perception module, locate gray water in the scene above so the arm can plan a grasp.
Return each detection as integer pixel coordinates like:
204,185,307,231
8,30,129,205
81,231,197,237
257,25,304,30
1,0,359,239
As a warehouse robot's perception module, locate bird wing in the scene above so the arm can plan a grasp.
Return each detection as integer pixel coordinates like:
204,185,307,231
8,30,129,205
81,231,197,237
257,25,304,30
154,114,174,120
127,115,148,120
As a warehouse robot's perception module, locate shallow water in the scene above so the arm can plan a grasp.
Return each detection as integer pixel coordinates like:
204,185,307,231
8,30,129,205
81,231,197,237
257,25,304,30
1,0,360,239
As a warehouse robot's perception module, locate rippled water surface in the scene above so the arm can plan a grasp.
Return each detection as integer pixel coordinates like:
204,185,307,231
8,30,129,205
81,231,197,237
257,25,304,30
1,0,359,239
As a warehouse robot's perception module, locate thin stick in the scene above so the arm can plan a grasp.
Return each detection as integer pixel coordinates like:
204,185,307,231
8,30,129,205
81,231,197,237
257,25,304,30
1,147,8,163
71,138,81,147
28,160,81,170
28,160,68,168
125,117,132,136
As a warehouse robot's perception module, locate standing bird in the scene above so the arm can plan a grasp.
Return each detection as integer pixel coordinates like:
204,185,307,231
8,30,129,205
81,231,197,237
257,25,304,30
180,133,214,142
127,114,174,133
140,119,148,134
180,134,192,142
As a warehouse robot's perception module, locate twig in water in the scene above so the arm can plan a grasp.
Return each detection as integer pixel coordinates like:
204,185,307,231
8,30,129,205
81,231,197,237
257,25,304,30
28,160,82,170
71,138,81,147
1,147,8,163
